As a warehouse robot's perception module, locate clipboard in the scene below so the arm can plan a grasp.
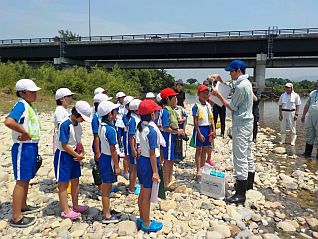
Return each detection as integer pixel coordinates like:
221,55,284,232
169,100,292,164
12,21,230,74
209,82,231,107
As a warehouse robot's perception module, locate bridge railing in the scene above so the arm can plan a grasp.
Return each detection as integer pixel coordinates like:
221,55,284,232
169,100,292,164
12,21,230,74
1,28,318,45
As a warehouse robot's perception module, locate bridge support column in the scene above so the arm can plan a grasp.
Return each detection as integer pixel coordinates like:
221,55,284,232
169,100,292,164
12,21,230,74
254,53,267,92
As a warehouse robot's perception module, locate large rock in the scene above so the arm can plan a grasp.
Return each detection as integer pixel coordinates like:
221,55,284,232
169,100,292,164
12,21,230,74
262,234,280,239
206,231,223,239
59,218,73,230
212,224,231,238
276,221,296,232
305,217,318,230
117,221,137,236
160,200,177,212
0,220,8,230
245,190,265,204
235,229,254,239
272,147,286,154
226,205,242,221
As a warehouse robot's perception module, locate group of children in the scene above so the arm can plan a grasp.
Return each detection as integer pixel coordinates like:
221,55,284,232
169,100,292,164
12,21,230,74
5,78,216,232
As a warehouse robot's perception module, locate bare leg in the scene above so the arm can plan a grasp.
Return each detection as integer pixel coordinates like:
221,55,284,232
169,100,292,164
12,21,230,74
138,185,144,219
129,164,137,192
206,146,212,163
195,147,202,175
12,180,29,222
123,156,129,175
70,178,80,210
200,147,207,167
163,160,174,187
58,182,70,214
140,187,152,226
101,183,112,218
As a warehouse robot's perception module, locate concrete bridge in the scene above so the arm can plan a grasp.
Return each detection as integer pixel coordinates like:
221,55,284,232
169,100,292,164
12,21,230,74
0,27,318,91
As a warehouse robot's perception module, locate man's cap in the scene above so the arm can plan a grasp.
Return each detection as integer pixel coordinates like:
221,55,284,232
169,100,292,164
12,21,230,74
116,92,126,98
75,101,92,123
94,87,107,95
285,83,293,88
225,60,247,72
198,85,209,93
123,96,134,105
129,99,142,111
16,79,41,92
252,82,258,88
97,100,120,117
160,88,178,99
146,92,155,99
176,79,184,85
156,93,162,103
139,99,162,116
93,93,112,103
202,80,209,86
55,88,75,100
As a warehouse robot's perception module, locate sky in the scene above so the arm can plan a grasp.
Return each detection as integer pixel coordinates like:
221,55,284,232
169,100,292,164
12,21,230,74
1,0,317,82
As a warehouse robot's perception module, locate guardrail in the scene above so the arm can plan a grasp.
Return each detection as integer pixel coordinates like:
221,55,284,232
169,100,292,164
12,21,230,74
1,28,318,45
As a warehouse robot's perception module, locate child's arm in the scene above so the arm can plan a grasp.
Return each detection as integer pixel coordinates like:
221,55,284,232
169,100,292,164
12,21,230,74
4,117,31,141
129,135,137,158
149,149,159,182
93,134,101,160
210,117,216,137
110,145,120,175
62,143,83,161
193,115,204,142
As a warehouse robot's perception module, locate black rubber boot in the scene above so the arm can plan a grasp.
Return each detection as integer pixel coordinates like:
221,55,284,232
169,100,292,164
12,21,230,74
225,180,247,204
247,172,255,190
302,144,313,157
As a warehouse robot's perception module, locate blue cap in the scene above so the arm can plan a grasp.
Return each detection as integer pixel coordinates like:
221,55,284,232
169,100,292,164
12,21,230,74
224,60,247,71
176,79,184,85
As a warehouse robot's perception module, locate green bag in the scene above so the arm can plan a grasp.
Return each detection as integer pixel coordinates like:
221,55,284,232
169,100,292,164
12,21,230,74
158,165,166,200
189,135,196,148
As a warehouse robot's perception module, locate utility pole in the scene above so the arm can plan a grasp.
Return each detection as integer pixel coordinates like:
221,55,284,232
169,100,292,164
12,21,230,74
89,0,91,39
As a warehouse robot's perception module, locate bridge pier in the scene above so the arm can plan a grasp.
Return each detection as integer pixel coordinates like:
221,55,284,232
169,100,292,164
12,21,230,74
254,53,267,92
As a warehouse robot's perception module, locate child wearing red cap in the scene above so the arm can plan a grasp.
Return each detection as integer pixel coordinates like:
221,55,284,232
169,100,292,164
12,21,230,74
136,99,164,232
192,85,215,180
160,88,185,188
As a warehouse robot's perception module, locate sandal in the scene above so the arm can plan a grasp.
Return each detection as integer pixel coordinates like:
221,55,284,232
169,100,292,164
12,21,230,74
61,210,81,220
73,205,89,214
9,216,36,228
21,205,41,215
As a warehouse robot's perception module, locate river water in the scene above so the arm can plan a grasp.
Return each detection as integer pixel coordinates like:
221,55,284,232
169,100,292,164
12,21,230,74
186,93,318,225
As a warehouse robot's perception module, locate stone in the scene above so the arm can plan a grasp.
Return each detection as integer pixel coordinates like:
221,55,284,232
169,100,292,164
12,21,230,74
237,208,254,221
235,229,254,239
226,205,242,221
0,220,8,230
70,222,89,232
305,217,318,230
117,221,137,236
60,218,73,230
213,224,231,238
251,214,262,222
50,220,60,229
206,231,223,239
69,230,85,237
262,234,280,239
174,185,187,193
272,147,286,154
246,190,265,203
276,221,296,232
160,200,177,212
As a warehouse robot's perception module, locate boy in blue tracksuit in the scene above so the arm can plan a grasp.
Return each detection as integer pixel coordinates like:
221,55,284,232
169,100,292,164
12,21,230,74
97,100,121,224
136,99,164,233
54,101,92,220
5,79,41,228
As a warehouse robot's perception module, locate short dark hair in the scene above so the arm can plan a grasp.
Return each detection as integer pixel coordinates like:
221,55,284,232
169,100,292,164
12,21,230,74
94,102,99,112
71,107,81,118
56,99,63,106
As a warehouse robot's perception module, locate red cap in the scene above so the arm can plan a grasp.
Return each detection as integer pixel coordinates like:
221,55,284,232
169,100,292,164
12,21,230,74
160,88,178,99
138,99,162,116
198,85,209,93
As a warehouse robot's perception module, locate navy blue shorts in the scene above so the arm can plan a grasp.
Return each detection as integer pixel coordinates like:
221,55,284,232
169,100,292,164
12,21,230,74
12,143,38,181
137,156,160,189
54,149,81,182
99,153,117,184
193,125,212,147
162,132,176,161
123,131,129,155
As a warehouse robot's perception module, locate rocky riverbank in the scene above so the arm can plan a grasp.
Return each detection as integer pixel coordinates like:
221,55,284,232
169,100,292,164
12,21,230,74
0,109,317,239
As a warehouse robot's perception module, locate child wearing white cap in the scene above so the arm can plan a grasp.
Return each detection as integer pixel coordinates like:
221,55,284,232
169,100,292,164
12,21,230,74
127,99,142,194
4,79,41,228
97,100,121,223
145,92,155,100
115,92,126,156
53,88,75,153
53,101,92,220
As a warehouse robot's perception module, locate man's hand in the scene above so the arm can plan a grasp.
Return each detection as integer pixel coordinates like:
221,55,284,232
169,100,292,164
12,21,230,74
18,132,31,141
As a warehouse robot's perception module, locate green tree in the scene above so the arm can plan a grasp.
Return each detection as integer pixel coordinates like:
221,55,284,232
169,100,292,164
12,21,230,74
186,78,198,84
53,30,81,42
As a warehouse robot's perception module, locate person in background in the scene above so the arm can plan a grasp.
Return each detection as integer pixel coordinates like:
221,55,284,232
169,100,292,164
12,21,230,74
122,96,134,180
136,99,164,233
192,85,215,179
175,79,186,108
211,60,255,204
115,92,126,157
145,92,156,100
92,93,113,195
5,79,41,228
127,99,142,194
209,80,227,138
97,100,121,224
252,83,261,142
94,87,108,95
54,101,92,220
160,88,185,188
301,88,318,158
278,83,301,146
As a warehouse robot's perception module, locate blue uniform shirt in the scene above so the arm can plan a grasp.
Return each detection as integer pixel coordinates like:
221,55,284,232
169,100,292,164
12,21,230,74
7,101,25,123
91,112,100,135
161,108,171,128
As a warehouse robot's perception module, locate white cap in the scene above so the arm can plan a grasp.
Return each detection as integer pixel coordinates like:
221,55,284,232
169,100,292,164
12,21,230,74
285,83,293,88
129,99,142,111
16,79,41,92
55,88,75,100
156,93,162,102
97,100,120,117
93,93,113,103
94,87,107,95
123,96,134,105
75,101,92,123
116,92,126,98
146,92,155,99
